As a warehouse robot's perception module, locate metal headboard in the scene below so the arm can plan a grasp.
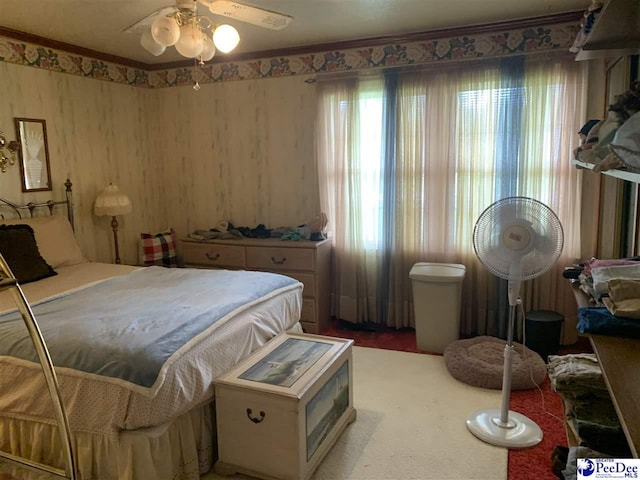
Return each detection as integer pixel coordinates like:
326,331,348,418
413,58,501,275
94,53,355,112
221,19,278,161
0,177,77,478
0,178,74,230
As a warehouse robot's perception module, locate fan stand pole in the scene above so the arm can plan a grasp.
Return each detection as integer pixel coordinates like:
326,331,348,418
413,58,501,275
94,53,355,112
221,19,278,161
497,304,515,426
465,298,543,448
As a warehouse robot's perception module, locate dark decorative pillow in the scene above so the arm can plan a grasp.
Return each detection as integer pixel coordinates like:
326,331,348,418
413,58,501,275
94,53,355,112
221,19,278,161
0,224,57,284
139,229,178,267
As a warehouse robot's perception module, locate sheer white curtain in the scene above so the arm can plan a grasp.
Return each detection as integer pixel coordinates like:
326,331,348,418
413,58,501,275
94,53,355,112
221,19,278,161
316,78,385,323
516,57,587,341
317,55,587,335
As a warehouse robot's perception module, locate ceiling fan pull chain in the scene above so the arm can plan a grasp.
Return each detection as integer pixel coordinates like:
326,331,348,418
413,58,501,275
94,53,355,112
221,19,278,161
193,57,201,91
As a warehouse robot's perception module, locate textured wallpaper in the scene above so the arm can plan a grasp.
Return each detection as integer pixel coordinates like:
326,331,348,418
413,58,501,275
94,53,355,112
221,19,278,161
0,63,164,264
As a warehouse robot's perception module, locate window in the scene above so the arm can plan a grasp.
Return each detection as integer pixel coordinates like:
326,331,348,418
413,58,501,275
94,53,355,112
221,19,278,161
316,56,586,329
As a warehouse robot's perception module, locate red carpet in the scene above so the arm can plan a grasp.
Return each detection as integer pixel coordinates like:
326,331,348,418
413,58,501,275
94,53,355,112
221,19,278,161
321,319,592,480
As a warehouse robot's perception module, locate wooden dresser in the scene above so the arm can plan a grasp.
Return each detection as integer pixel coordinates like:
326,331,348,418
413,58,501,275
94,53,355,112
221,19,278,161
181,237,332,334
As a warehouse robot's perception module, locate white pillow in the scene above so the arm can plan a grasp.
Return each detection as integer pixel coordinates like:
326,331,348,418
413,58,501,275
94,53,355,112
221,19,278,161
1,215,87,269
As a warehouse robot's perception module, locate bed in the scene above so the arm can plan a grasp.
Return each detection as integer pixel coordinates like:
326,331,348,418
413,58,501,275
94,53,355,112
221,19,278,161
0,189,304,480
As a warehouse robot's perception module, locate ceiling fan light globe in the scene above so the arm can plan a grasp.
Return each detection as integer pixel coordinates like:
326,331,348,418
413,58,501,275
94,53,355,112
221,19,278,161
151,16,180,47
140,29,166,56
213,24,240,53
175,23,205,58
200,35,216,61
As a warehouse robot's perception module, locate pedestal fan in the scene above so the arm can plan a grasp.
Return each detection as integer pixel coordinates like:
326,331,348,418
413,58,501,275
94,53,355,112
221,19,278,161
466,196,564,448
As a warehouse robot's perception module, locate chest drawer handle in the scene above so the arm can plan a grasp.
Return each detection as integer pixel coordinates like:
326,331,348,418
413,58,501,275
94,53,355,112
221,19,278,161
206,253,220,261
271,256,287,265
246,408,266,424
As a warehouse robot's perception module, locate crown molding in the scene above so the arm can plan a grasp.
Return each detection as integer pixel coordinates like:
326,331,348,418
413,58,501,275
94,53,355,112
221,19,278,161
0,26,148,70
1,11,582,71
0,11,583,88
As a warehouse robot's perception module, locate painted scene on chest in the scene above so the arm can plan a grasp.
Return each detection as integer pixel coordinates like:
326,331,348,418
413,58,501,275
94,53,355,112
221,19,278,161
239,338,332,387
306,360,350,460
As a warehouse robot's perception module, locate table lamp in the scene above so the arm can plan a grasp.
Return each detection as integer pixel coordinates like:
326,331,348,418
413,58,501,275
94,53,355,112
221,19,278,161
94,184,132,264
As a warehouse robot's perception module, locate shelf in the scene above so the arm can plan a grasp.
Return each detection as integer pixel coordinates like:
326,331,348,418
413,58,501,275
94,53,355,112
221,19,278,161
568,284,640,458
576,47,639,61
572,159,640,183
574,0,640,60
562,398,581,447
588,334,640,458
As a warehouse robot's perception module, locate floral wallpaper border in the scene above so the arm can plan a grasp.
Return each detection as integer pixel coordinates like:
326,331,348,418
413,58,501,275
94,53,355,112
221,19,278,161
0,21,579,89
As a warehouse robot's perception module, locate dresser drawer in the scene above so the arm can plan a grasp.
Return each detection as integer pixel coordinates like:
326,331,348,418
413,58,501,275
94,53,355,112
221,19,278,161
183,242,246,268
181,237,331,333
300,299,316,323
246,247,314,271
283,272,315,297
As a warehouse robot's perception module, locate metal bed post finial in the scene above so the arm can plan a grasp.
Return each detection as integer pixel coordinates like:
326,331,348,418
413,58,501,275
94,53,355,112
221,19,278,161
65,178,74,231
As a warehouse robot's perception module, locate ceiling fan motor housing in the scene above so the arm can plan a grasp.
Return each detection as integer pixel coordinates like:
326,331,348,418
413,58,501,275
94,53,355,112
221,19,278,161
474,196,564,282
501,223,533,251
177,0,198,13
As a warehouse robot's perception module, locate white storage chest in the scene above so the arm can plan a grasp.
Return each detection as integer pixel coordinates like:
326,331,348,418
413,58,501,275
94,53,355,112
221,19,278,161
214,332,356,480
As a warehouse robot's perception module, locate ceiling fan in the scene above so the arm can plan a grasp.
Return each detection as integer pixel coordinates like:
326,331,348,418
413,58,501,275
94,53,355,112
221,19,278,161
124,0,293,60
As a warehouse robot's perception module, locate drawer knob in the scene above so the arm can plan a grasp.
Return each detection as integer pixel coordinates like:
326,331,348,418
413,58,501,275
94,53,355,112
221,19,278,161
206,252,220,261
271,256,287,265
246,408,266,424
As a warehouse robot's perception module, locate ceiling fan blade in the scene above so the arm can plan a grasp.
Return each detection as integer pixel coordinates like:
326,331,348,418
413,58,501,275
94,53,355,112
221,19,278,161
204,0,293,30
122,6,179,34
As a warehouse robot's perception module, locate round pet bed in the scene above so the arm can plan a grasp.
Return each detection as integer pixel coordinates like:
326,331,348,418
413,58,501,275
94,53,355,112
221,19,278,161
443,336,546,390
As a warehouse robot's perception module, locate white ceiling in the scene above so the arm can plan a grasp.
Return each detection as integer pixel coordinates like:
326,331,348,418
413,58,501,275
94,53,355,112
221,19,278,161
0,0,590,65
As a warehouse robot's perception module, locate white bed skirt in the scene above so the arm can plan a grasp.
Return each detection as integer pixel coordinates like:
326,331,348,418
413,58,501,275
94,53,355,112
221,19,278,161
0,401,215,480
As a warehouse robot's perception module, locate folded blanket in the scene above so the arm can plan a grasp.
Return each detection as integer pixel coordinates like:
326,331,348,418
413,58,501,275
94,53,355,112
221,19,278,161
603,279,640,319
591,263,640,298
582,258,640,277
547,353,608,395
563,394,629,457
578,306,640,337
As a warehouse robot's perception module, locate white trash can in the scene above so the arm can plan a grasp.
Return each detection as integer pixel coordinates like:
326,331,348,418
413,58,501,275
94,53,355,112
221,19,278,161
409,262,466,354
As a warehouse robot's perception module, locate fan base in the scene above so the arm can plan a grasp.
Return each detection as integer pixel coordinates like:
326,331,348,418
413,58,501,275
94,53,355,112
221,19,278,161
466,408,543,448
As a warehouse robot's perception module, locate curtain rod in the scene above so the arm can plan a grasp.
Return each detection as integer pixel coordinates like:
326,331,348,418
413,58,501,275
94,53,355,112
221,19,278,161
307,50,575,84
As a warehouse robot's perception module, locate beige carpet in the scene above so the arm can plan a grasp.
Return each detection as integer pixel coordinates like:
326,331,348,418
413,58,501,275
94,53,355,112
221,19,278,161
203,346,507,480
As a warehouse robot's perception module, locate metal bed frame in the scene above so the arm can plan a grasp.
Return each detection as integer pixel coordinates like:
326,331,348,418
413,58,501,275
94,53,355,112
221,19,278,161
0,178,76,479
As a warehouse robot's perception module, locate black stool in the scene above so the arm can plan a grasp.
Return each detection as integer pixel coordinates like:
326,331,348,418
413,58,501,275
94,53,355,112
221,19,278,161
524,310,564,361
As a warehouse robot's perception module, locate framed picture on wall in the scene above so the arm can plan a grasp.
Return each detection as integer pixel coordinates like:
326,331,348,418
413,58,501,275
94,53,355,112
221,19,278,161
14,118,52,192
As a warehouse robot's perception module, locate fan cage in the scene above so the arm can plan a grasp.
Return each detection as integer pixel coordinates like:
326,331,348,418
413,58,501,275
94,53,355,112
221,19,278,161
473,196,564,281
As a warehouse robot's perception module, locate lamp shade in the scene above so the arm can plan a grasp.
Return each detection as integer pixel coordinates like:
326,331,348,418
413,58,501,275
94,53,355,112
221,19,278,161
175,22,204,58
200,34,216,61
141,29,166,56
94,184,132,217
151,16,180,47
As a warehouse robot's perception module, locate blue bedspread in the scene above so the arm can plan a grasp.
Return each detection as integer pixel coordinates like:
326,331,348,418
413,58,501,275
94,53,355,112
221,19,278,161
0,267,299,389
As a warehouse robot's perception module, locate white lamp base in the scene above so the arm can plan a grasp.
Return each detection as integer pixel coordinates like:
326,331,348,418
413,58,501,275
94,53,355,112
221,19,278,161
466,408,543,448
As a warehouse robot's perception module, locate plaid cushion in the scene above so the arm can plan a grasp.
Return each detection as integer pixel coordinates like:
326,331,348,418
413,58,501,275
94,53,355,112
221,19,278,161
140,229,178,267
